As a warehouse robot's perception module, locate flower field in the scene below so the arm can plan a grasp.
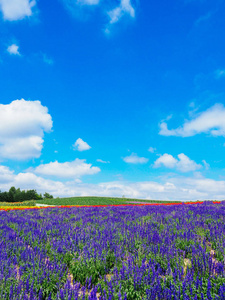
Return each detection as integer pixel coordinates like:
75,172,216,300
1,202,225,299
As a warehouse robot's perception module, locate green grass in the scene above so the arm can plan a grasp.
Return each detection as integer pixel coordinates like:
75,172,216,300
35,196,182,206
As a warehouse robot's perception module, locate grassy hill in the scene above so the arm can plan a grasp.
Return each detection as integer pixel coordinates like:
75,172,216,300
35,196,182,206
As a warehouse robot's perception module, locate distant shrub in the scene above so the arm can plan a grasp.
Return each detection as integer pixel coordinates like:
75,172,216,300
43,192,53,199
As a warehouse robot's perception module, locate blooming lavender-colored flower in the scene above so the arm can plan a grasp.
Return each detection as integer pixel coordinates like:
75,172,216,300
1,202,225,299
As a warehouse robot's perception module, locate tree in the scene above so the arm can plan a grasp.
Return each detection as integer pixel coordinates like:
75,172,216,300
43,192,53,199
0,187,45,202
14,190,26,202
25,190,42,200
0,191,10,202
36,193,43,200
9,186,16,194
8,187,17,202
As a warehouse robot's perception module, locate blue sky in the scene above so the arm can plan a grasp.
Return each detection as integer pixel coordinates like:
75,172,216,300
0,0,225,200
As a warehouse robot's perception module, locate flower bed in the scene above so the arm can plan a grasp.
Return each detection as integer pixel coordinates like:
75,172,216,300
0,200,36,207
0,201,221,211
0,202,225,299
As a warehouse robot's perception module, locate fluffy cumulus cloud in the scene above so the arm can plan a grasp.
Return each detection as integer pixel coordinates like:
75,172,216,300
73,138,91,151
7,44,20,55
107,0,135,25
29,159,100,179
168,176,225,200
1,163,225,200
159,103,225,137
0,0,36,21
0,165,15,183
153,153,202,172
123,153,149,164
154,154,177,169
0,99,52,160
12,172,67,194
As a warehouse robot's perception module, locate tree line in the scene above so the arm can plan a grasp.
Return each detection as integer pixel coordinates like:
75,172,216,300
0,187,53,202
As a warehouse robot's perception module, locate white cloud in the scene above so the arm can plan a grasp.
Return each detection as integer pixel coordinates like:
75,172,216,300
159,103,225,137
7,44,20,55
0,136,43,160
14,172,67,194
153,153,202,172
0,165,14,183
73,138,91,151
1,164,225,200
96,159,110,163
0,0,36,21
107,0,135,25
29,159,100,179
169,176,225,200
176,153,202,172
148,147,156,153
215,69,225,79
0,99,52,160
60,0,135,34
60,0,100,18
123,153,149,164
154,153,177,169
